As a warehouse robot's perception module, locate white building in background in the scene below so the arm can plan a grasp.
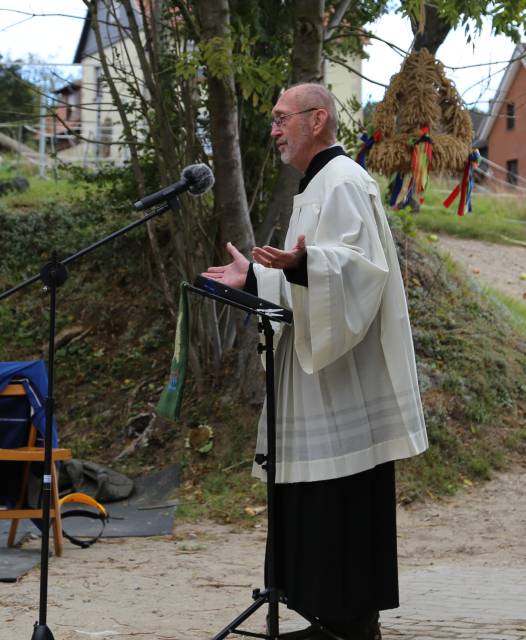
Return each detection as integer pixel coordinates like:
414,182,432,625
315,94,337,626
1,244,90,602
66,1,363,165
326,58,363,133
61,1,145,165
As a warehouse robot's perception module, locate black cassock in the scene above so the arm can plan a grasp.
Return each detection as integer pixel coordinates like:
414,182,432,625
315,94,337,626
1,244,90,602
269,461,399,637
247,146,400,638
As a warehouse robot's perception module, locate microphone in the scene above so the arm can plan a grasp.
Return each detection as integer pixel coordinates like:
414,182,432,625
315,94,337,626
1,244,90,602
134,163,215,211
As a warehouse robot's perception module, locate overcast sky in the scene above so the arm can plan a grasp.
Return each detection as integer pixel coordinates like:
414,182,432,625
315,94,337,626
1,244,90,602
0,1,519,111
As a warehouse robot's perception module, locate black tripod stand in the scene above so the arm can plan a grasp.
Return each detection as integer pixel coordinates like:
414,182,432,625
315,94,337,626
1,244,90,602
0,197,181,640
187,278,340,640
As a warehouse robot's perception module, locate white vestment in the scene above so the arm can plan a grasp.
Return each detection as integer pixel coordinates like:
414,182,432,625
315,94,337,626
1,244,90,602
252,155,428,483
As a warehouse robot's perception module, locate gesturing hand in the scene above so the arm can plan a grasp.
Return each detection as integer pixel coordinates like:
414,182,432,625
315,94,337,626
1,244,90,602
202,242,250,288
251,234,306,270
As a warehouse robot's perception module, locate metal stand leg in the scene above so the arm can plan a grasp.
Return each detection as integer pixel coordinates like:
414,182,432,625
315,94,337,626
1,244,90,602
208,319,324,639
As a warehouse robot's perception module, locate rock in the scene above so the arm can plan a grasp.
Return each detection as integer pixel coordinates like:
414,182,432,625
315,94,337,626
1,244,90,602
52,325,90,349
0,176,29,196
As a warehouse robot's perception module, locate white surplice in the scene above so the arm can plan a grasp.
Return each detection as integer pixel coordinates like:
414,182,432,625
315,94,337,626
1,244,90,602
252,155,428,483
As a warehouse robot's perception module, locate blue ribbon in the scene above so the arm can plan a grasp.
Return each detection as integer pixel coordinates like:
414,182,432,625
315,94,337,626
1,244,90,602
389,173,405,207
356,132,376,169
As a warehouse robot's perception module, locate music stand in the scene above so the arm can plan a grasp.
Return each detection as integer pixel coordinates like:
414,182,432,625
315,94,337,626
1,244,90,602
187,277,338,640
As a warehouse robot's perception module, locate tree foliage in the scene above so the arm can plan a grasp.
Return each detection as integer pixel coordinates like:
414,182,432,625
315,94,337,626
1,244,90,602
79,0,526,389
409,0,526,41
400,0,526,48
0,56,39,124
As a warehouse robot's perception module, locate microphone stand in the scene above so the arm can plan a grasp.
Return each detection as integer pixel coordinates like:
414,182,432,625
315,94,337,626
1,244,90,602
0,197,180,640
185,282,338,640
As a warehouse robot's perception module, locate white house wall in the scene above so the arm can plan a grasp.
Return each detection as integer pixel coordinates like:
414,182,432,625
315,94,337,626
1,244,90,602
67,33,362,165
60,35,146,165
326,56,363,131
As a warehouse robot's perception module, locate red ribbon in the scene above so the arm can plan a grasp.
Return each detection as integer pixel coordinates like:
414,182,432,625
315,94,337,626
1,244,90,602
457,162,470,217
443,161,470,216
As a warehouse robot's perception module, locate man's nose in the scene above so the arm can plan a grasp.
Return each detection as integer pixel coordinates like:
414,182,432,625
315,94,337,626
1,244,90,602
270,126,281,139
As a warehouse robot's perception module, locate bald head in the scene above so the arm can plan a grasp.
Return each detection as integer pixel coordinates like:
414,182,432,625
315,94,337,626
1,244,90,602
271,82,339,172
283,83,338,143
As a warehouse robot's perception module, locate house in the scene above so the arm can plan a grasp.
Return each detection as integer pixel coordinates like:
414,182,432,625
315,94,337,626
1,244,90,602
49,81,82,153
70,2,145,164
326,58,362,131
476,43,526,190
70,2,362,165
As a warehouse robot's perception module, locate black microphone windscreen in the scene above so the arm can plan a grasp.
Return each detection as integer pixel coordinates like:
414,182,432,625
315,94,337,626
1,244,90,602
182,163,215,196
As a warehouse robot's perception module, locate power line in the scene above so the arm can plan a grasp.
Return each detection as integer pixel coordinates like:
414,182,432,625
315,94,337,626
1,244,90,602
0,61,82,68
0,13,34,34
475,167,526,193
443,48,526,72
460,63,508,98
481,157,526,187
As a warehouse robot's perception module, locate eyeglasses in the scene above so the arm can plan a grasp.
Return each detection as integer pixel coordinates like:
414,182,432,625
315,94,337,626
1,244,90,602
270,107,320,129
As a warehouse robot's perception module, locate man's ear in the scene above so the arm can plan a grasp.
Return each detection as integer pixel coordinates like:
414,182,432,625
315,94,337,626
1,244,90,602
312,108,329,137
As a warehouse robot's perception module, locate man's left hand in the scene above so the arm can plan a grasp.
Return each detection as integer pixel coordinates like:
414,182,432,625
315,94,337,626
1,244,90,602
252,234,306,270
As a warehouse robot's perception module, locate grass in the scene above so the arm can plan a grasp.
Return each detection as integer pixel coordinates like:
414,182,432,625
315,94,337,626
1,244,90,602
483,287,526,335
394,236,526,501
0,175,87,209
176,466,267,526
373,174,526,244
0,153,90,209
1,171,525,525
412,185,526,244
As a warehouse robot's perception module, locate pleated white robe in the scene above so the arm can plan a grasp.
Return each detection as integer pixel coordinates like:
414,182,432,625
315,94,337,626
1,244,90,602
252,155,428,483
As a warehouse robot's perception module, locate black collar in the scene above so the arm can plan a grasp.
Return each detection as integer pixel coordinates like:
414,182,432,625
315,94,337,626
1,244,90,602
298,146,347,193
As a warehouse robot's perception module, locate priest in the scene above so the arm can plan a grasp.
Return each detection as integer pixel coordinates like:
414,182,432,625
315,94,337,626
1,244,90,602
203,83,428,640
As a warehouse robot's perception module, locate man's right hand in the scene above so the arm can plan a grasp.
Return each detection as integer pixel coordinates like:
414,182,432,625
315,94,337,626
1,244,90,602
202,242,250,289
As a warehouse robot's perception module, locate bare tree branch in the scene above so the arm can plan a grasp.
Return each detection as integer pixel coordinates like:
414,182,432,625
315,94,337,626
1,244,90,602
325,54,388,88
324,0,352,41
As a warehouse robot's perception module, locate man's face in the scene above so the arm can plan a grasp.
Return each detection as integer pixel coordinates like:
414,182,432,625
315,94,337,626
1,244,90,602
270,90,314,173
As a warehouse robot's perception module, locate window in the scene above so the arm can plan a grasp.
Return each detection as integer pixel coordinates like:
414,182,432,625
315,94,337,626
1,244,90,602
506,102,515,130
506,159,518,185
100,117,113,159
95,67,103,101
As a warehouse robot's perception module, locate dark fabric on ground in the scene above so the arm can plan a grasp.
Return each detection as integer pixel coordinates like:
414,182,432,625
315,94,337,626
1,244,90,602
0,464,181,548
0,548,44,583
267,462,398,637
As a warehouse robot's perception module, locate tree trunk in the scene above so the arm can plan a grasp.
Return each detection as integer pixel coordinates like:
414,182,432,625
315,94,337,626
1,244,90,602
409,3,451,54
193,0,254,256
291,0,325,85
261,0,325,247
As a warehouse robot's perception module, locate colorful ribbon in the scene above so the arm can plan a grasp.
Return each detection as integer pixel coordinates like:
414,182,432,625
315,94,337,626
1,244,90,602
411,126,433,204
356,129,382,169
443,150,481,216
390,127,433,210
389,173,406,208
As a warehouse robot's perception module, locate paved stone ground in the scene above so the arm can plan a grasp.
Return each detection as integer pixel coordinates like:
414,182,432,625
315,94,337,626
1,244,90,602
379,566,526,639
211,564,526,640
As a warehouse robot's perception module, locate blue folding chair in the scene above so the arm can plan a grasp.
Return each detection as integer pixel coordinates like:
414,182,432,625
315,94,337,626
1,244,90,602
0,361,72,556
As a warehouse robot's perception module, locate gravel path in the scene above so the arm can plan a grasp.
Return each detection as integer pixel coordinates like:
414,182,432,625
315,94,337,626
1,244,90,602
436,235,526,302
1,468,524,639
